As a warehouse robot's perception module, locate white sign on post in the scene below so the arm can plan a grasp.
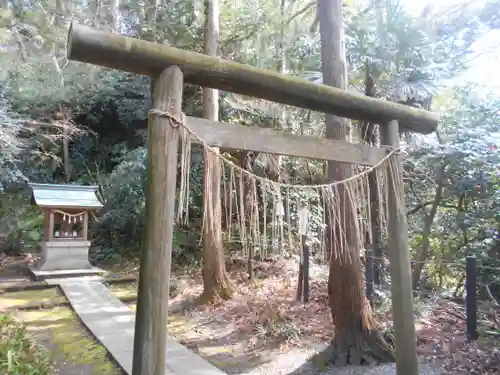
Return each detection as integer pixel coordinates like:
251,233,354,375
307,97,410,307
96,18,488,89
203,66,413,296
298,206,309,236
276,198,285,217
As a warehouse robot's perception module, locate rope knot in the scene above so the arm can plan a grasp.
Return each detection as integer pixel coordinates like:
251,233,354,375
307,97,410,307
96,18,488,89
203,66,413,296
148,108,185,128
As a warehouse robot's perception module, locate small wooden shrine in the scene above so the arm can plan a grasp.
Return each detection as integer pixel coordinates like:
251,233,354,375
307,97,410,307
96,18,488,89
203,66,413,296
29,183,104,279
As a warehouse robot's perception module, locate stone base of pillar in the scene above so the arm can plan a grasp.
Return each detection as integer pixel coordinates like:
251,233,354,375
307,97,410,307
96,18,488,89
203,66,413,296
36,240,93,270
28,268,106,281
28,240,106,281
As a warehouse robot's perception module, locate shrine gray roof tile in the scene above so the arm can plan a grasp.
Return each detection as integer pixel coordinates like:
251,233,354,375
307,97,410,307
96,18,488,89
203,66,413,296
29,183,103,209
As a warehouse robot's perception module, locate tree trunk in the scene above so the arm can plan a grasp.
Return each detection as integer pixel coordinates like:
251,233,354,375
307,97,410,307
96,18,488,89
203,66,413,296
362,68,382,285
62,126,70,182
238,151,257,278
317,0,394,364
411,163,446,289
54,0,71,184
272,0,286,173
108,0,121,31
144,0,160,41
199,0,234,303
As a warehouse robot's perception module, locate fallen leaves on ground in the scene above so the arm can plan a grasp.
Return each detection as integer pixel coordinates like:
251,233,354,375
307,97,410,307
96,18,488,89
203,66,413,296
4,253,499,374
166,258,500,374
416,299,500,374
167,258,334,355
0,252,39,269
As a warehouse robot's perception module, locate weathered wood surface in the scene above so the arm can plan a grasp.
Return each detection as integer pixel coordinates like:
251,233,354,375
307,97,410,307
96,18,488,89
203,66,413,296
132,66,183,375
186,116,387,165
67,23,439,134
380,120,419,375
48,210,54,241
83,211,89,240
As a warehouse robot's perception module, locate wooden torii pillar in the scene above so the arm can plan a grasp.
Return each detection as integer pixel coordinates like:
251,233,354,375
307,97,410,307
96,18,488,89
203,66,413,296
66,23,440,375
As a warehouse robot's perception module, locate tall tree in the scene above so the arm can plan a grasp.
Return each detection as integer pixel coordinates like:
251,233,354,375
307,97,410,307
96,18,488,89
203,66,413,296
317,0,394,364
199,0,235,303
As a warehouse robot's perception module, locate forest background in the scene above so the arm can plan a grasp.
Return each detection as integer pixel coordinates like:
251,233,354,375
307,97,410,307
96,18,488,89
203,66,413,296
1,0,500,370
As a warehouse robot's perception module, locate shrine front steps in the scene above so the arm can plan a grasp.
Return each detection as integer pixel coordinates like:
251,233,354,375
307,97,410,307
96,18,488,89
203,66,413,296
28,267,106,281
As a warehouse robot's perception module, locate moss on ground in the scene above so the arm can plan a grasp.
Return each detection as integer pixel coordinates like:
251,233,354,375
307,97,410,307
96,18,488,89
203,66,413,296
3,288,120,375
109,282,192,334
0,314,53,375
0,288,64,309
108,282,137,300
123,301,194,338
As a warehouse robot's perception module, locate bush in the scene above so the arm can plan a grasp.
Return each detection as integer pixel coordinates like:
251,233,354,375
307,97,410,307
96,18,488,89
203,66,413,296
0,314,53,375
91,145,205,264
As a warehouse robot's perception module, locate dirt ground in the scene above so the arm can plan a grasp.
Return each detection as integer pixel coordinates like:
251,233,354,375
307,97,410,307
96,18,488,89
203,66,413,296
107,257,500,375
2,253,500,375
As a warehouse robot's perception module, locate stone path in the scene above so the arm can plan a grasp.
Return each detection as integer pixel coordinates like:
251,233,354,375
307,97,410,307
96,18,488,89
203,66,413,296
50,277,227,375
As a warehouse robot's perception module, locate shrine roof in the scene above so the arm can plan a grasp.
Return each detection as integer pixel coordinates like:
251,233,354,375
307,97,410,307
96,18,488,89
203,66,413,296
29,183,103,209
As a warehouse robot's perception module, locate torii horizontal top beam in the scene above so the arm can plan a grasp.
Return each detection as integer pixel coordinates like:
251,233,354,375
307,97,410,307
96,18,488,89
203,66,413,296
67,23,439,134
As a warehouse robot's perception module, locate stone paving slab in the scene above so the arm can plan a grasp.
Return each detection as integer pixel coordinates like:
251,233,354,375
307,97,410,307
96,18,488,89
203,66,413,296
30,267,106,281
46,275,105,285
56,279,227,375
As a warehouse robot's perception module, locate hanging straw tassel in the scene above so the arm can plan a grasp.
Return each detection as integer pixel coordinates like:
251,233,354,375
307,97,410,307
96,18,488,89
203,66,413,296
150,107,401,265
228,168,235,241
252,178,260,256
276,186,285,252
222,165,228,239
238,170,247,256
285,188,293,254
176,125,192,225
262,181,268,257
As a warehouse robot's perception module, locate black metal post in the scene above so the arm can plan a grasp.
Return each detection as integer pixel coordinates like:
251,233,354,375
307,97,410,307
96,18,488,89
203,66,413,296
301,234,309,303
466,255,478,341
296,253,303,302
296,234,310,303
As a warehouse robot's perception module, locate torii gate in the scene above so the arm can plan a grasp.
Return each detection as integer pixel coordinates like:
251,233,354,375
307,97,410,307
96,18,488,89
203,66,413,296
66,23,439,375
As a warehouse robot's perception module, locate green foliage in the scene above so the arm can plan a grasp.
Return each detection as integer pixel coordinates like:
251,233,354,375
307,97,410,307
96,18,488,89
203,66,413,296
0,92,27,191
0,193,44,253
406,84,500,293
0,314,53,375
91,145,205,263
0,0,500,303
92,146,147,259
